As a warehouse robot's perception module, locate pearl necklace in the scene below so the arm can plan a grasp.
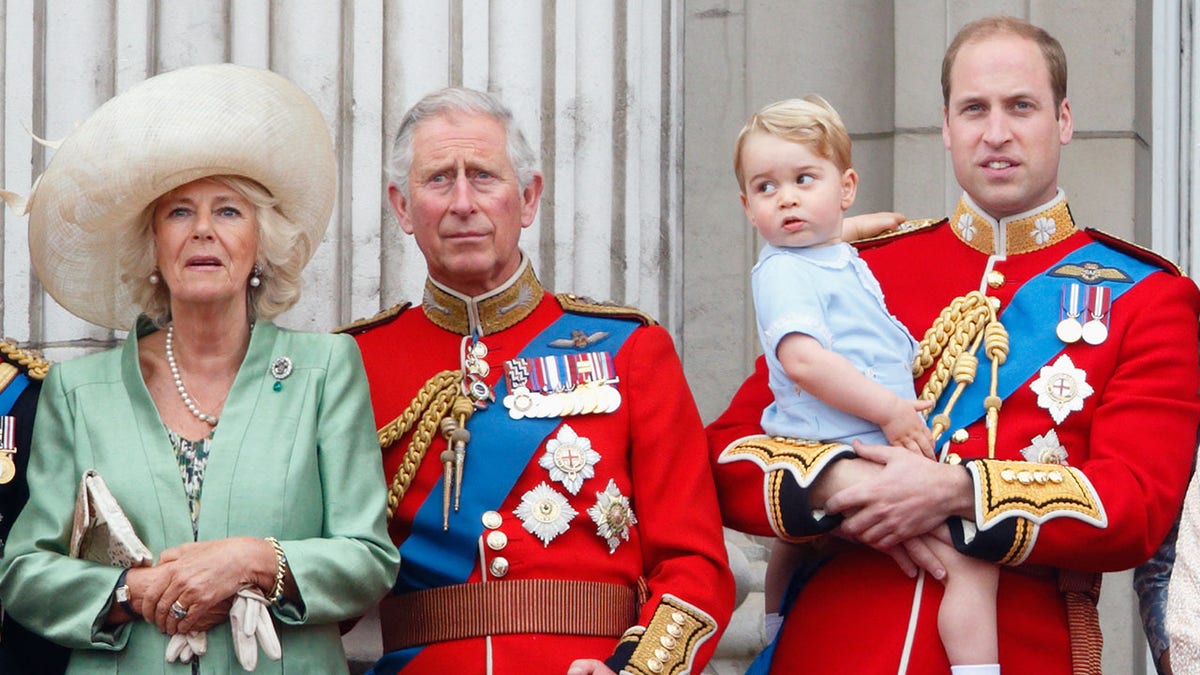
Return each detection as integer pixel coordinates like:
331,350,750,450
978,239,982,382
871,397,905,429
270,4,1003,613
165,324,218,426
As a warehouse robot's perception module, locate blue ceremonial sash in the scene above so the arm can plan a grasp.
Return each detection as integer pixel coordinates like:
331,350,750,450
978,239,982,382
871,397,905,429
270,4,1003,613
0,372,30,416
375,313,641,672
929,241,1159,436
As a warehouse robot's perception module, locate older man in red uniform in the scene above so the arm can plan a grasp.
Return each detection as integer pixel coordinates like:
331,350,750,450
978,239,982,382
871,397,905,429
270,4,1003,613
343,88,733,674
710,16,1200,674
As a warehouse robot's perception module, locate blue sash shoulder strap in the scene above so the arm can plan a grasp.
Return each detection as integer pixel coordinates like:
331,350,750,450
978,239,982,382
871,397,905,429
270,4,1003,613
930,241,1160,431
395,313,641,593
0,372,29,417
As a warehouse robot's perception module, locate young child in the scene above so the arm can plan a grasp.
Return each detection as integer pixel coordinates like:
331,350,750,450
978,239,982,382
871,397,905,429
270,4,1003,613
736,96,1000,675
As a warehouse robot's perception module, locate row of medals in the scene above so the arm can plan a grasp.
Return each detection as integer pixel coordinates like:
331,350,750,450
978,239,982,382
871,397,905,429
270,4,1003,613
504,381,622,419
1054,283,1109,346
461,339,622,419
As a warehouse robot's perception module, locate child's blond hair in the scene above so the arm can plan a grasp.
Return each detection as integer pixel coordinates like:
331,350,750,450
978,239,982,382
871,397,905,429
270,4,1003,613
734,95,852,191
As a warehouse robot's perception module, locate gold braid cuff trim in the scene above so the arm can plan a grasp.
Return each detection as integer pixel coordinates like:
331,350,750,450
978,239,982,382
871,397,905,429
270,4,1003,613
621,595,717,675
378,370,463,520
764,470,825,543
968,460,1107,531
718,435,852,489
0,339,49,380
998,517,1039,566
557,293,657,326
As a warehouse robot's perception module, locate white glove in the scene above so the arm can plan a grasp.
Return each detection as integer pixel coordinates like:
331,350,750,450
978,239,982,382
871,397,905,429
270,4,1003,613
230,585,282,671
164,630,207,663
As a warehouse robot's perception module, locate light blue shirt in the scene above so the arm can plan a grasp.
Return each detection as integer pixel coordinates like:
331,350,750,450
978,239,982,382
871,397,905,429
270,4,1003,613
752,242,919,443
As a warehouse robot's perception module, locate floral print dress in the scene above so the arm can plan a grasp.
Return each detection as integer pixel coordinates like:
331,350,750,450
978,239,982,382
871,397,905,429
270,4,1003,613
167,429,212,541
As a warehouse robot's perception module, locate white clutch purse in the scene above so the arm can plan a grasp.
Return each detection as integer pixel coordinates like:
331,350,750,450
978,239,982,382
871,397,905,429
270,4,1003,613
69,469,153,568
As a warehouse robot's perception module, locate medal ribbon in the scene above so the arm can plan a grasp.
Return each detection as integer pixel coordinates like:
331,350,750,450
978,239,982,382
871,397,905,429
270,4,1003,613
0,416,14,449
1086,286,1110,323
507,352,616,393
929,241,1158,429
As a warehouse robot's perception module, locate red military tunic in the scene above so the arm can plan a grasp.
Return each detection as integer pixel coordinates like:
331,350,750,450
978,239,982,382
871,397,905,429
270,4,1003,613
710,194,1200,673
349,258,733,674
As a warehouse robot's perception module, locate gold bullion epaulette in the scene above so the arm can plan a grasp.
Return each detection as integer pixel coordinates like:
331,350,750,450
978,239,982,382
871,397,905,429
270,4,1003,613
0,339,49,381
1085,228,1185,276
332,303,412,336
556,294,657,327
854,217,945,250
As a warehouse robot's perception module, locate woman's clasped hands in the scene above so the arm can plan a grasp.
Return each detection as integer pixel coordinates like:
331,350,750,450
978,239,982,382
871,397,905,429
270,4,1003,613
119,537,282,668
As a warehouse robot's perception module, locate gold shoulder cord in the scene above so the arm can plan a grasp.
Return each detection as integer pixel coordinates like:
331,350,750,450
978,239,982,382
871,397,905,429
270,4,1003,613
378,370,473,520
0,339,49,380
913,290,1010,457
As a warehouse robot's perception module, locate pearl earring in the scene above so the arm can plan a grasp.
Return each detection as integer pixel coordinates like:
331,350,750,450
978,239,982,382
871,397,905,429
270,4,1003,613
149,270,160,284
249,264,262,288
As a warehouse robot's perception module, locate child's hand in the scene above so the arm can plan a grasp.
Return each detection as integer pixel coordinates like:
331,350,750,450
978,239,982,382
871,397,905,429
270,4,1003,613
882,397,934,458
843,212,906,241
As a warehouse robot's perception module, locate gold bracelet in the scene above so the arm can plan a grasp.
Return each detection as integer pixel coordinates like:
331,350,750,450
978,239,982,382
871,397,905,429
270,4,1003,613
264,536,288,605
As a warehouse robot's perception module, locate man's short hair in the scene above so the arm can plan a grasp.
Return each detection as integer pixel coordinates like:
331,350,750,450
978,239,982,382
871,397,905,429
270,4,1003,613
942,15,1068,111
386,87,539,199
733,95,852,191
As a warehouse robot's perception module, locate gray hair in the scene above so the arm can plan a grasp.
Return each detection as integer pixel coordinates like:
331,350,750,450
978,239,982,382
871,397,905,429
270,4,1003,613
385,87,539,198
119,175,312,327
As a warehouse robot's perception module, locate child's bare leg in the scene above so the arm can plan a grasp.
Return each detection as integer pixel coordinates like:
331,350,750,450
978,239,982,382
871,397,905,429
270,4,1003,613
764,540,808,640
924,533,999,668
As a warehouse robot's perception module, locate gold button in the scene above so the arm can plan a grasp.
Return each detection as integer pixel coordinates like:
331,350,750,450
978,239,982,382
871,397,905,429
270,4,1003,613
660,635,676,649
671,611,686,625
1000,469,1016,483
482,511,503,529
945,453,962,466
647,659,664,674
666,623,683,638
654,647,669,661
1048,471,1064,483
1017,471,1033,485
951,429,969,444
489,557,509,578
987,270,1005,288
1033,471,1048,484
486,530,508,550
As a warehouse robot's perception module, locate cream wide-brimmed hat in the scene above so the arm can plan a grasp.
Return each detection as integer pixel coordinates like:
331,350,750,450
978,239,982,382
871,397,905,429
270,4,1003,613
24,63,335,330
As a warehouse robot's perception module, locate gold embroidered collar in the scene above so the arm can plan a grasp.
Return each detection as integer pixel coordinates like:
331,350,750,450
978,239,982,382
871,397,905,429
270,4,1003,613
949,191,1077,256
422,255,544,336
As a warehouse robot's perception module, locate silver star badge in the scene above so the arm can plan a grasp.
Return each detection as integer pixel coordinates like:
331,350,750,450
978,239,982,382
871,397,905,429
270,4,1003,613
588,479,636,554
1030,355,1094,425
1020,429,1069,465
513,482,578,547
538,424,601,495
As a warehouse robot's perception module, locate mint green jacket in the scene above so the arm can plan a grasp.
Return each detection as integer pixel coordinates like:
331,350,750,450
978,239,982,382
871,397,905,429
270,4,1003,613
0,321,399,674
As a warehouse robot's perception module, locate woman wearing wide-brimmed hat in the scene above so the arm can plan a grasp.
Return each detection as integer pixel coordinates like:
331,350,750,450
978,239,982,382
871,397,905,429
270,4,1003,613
0,64,399,673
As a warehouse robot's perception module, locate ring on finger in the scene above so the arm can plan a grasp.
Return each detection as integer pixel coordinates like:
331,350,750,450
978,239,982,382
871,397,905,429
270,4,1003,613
170,601,188,620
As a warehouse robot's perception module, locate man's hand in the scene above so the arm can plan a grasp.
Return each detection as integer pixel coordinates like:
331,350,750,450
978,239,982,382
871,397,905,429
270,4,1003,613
567,659,617,675
823,440,973,549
